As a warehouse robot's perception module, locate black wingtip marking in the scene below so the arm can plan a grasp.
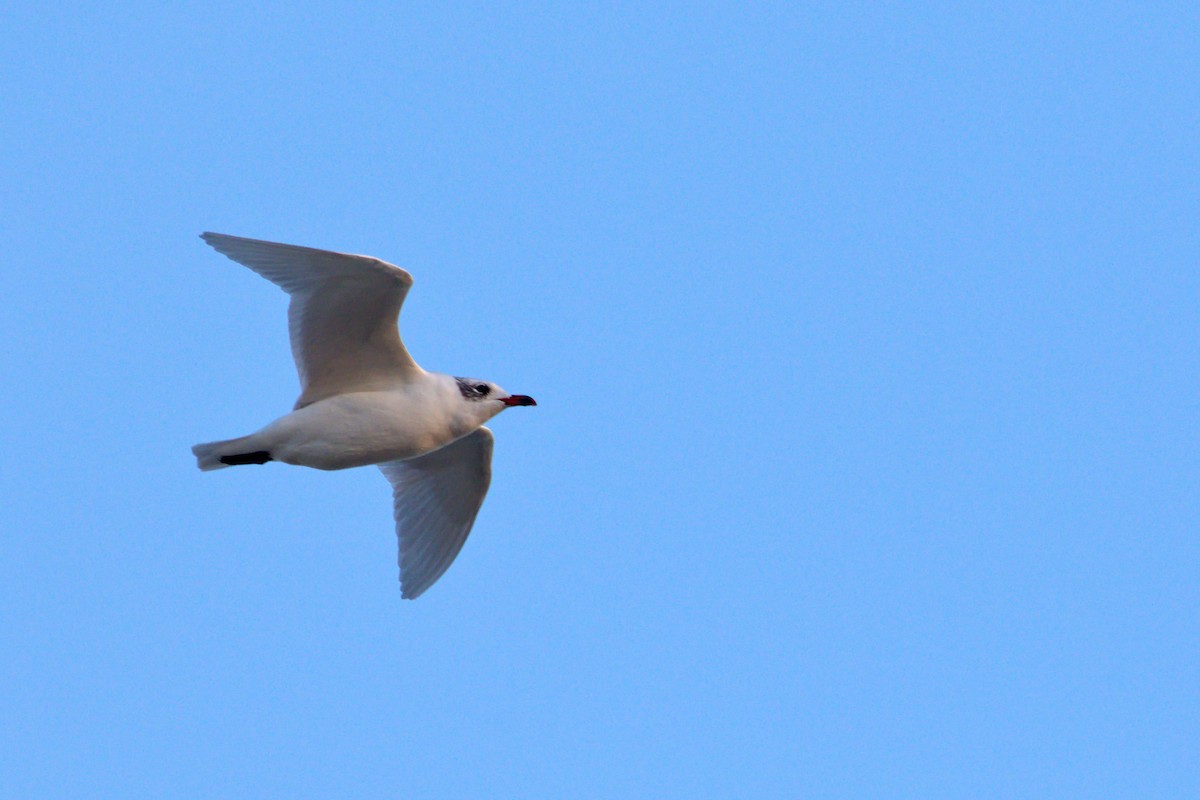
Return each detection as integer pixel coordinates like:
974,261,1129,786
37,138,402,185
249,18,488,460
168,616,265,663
219,451,273,466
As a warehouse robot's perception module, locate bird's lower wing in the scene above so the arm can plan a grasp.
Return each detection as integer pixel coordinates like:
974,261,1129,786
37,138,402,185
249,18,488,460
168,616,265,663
378,427,495,599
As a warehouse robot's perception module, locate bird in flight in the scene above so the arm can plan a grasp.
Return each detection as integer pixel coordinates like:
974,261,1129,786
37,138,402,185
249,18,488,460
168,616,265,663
192,233,537,599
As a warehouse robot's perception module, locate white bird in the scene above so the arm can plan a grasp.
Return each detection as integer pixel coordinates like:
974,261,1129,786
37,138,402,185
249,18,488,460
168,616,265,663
191,233,537,599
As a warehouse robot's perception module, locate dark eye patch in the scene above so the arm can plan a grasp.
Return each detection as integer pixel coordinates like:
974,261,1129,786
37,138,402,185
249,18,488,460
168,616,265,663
455,377,490,400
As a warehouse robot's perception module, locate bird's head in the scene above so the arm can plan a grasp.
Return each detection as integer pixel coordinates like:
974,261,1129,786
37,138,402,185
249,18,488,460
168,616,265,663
455,377,537,423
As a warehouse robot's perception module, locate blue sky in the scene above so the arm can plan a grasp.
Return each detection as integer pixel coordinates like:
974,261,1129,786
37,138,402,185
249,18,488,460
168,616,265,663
2,3,1196,797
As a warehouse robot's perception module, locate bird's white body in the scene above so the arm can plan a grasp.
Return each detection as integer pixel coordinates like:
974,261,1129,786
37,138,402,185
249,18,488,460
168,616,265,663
191,232,535,599
249,379,502,471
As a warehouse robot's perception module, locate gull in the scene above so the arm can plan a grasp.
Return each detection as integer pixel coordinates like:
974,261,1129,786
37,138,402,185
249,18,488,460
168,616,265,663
191,233,536,599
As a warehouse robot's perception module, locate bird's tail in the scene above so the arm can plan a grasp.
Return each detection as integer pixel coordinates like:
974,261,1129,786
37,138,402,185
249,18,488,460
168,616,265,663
191,435,269,471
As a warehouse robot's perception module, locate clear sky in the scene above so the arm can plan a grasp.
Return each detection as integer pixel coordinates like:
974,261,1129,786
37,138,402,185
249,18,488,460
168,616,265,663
2,3,1196,797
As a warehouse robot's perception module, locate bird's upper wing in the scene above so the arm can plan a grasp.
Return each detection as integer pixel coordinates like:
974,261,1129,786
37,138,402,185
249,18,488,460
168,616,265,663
201,232,422,408
378,427,495,599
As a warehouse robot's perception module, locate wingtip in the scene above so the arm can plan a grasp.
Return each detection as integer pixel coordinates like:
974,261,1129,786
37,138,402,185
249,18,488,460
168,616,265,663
400,575,434,600
199,231,250,254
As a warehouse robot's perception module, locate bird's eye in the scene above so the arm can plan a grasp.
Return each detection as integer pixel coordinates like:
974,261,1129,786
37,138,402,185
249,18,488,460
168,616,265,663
475,384,489,395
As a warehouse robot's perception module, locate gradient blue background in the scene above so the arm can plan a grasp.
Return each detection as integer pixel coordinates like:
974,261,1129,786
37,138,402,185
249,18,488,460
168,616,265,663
2,3,1196,797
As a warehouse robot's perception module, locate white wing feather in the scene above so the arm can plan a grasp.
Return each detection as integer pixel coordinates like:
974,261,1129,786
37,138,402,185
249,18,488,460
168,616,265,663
201,232,421,408
378,427,495,599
